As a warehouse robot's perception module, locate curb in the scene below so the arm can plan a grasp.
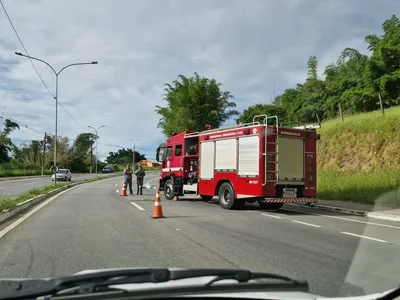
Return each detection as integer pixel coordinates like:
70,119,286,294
0,187,67,224
366,212,400,222
287,203,400,222
0,175,49,182
0,173,95,182
0,175,118,225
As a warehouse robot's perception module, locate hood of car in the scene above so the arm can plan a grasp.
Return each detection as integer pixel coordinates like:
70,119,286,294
52,173,68,177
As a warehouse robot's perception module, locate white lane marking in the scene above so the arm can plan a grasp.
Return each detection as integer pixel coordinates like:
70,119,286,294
292,220,322,228
0,186,79,239
262,213,282,219
286,207,400,230
115,184,118,187
146,177,159,184
341,232,387,243
130,202,145,211
116,189,119,193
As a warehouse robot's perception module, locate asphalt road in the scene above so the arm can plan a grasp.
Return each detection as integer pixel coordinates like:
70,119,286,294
0,173,399,298
0,173,117,197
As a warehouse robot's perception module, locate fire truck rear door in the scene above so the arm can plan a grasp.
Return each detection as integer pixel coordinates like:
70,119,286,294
277,137,304,182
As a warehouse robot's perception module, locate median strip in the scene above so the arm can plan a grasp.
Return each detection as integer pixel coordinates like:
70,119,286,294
0,174,119,224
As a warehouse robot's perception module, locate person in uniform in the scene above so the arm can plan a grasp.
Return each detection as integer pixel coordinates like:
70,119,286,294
135,165,146,195
124,164,134,195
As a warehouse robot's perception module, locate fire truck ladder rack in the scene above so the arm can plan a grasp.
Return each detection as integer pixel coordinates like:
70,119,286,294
252,115,279,186
292,124,321,130
185,121,262,138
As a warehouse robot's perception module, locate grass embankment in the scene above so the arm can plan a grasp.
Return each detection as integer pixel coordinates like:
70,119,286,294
141,166,161,171
317,106,400,205
0,167,52,177
0,174,119,213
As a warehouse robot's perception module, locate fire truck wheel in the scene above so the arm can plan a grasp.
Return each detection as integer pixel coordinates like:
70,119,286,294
163,179,175,200
218,182,240,210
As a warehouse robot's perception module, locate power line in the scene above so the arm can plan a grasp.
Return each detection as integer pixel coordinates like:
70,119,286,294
0,0,54,99
58,102,86,128
0,110,43,136
1,110,124,152
97,141,124,149
0,0,87,130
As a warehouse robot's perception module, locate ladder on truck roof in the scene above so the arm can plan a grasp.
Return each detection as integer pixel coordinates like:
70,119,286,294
252,115,279,186
185,121,263,138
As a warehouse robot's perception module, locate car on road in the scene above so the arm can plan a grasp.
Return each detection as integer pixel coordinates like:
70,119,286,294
52,168,72,181
102,166,114,173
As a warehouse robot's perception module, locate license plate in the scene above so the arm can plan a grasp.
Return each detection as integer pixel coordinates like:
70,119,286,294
283,188,297,198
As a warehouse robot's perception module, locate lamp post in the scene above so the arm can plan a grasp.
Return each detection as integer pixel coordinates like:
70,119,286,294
15,52,97,186
129,139,140,170
88,125,105,174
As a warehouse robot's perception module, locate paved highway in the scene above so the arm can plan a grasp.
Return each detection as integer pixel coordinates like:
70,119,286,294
0,173,118,197
0,173,399,297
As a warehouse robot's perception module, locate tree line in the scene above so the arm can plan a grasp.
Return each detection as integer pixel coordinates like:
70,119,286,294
156,15,400,135
0,119,147,174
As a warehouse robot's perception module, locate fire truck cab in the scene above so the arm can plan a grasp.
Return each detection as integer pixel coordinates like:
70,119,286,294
156,115,320,210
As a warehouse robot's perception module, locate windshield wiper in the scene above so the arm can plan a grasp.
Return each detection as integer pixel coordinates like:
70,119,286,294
0,268,308,300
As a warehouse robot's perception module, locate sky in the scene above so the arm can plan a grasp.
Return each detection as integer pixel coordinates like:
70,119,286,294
0,0,398,161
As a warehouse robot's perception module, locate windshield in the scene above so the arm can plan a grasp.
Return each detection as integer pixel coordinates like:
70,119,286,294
0,1,399,299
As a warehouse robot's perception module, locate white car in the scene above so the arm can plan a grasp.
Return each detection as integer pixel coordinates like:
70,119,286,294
51,168,72,181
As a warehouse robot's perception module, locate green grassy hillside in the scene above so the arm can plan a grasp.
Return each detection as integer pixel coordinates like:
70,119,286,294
317,106,400,205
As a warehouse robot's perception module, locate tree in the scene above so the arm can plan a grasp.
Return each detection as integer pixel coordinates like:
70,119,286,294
236,15,400,126
106,148,146,166
307,56,318,81
15,140,42,165
0,119,20,163
70,133,97,172
155,72,240,137
364,15,400,106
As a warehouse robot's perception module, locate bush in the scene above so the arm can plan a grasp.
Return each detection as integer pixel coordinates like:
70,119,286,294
0,162,51,177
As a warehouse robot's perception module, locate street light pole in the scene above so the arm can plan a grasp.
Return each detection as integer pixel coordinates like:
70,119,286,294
15,52,97,186
88,125,105,174
54,74,58,183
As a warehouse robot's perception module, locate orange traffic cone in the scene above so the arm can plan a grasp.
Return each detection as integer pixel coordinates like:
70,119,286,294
152,189,165,219
120,182,127,197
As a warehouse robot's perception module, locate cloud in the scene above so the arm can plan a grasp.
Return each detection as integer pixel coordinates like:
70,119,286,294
0,0,397,160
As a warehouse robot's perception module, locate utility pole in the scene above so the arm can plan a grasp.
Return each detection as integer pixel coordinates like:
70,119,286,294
88,125,105,174
41,132,46,176
90,139,93,174
130,139,140,170
133,143,136,170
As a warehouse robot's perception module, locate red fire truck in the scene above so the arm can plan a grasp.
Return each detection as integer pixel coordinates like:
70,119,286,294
155,115,320,210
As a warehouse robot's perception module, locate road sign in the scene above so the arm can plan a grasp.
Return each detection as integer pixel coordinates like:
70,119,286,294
50,165,59,174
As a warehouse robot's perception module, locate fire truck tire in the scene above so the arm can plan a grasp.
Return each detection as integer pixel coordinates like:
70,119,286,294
258,202,283,210
200,195,213,201
218,182,241,210
163,179,175,200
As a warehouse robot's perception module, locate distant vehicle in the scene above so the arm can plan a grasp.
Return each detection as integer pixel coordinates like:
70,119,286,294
52,169,72,181
102,166,114,173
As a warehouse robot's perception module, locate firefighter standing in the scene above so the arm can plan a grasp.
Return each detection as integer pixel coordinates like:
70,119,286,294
135,165,146,195
124,164,134,195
